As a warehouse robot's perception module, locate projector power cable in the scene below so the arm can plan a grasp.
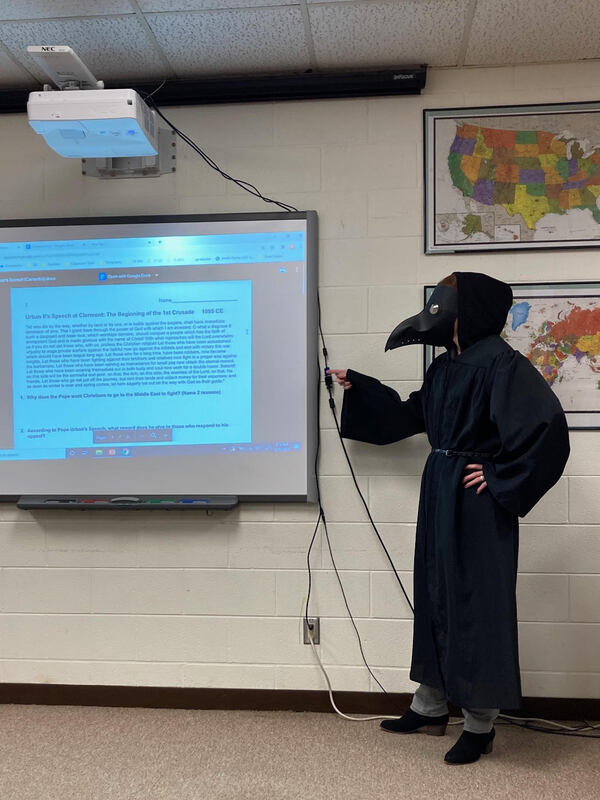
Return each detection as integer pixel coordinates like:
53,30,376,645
141,95,299,214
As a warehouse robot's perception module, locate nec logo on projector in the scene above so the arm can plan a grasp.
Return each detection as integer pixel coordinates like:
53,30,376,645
27,89,158,158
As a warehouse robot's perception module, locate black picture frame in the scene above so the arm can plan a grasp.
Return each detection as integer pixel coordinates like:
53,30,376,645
424,102,600,254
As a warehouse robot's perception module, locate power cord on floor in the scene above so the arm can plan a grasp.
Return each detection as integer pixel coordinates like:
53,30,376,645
496,715,600,738
307,623,600,737
305,627,397,722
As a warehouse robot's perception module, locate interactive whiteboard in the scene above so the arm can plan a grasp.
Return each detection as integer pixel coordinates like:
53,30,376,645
0,212,318,502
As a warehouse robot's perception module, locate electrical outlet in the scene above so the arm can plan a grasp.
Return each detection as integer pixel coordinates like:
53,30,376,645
303,616,320,645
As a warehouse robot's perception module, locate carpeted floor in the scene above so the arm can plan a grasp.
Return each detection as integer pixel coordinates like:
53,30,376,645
0,705,598,800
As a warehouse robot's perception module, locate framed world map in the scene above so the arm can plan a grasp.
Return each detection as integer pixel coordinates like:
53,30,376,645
424,102,600,253
424,282,600,429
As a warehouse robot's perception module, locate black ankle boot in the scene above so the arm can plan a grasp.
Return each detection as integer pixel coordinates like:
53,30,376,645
380,708,449,736
444,728,495,764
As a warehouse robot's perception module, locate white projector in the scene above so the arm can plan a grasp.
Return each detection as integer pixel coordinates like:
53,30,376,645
27,88,158,158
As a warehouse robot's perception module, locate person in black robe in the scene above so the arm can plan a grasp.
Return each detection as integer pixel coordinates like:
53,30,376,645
328,271,569,765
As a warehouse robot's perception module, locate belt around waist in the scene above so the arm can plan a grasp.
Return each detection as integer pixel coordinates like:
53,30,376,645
431,448,493,460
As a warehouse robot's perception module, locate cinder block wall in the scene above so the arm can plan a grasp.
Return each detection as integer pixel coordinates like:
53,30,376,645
0,61,599,698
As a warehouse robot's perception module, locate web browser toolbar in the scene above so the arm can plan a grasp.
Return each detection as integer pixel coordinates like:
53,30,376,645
0,231,306,272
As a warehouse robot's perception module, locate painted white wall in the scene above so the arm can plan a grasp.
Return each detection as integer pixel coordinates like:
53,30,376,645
0,61,599,699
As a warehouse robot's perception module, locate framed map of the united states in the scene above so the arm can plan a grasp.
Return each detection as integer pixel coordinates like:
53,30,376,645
425,103,600,253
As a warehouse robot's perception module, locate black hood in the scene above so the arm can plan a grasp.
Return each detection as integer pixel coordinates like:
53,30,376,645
454,272,513,351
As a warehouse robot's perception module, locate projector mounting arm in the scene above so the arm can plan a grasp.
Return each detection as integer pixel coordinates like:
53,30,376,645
27,45,104,92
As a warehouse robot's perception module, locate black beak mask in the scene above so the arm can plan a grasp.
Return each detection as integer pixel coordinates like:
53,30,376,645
385,285,458,351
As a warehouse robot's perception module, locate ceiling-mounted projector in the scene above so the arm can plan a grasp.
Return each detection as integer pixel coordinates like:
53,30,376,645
25,45,174,177
28,88,158,158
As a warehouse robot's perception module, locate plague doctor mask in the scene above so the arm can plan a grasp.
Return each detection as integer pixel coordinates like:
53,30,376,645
385,284,458,351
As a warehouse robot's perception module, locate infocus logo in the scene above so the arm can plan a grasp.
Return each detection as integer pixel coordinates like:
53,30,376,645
393,73,415,80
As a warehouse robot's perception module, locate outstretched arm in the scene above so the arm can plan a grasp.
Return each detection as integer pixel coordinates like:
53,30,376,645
330,367,426,445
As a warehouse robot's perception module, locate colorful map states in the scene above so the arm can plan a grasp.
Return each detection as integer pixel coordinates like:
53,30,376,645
504,186,551,230
528,305,600,385
449,124,600,228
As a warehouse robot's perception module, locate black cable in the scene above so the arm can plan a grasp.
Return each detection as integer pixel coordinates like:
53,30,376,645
141,95,299,213
320,508,387,693
304,354,323,632
317,298,414,616
499,718,600,739
144,78,167,100
304,512,322,633
307,293,388,692
328,397,414,615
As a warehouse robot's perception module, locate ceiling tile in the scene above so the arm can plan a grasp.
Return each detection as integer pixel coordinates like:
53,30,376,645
0,1,132,20
466,0,600,66
139,1,297,9
0,50,37,88
0,16,169,84
308,0,468,69
146,7,310,76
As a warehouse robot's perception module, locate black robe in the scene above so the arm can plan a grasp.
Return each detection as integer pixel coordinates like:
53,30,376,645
341,334,569,710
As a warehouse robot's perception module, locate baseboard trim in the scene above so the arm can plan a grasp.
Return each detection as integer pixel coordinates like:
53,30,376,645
0,684,598,719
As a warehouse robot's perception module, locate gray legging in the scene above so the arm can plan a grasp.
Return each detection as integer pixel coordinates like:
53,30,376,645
410,683,499,734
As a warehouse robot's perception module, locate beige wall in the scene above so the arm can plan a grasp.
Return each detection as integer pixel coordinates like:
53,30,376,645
0,60,599,698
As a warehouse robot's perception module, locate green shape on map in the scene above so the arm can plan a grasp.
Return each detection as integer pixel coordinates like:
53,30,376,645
580,199,600,224
555,158,570,180
580,157,596,175
515,130,538,144
581,187,597,207
514,156,542,169
493,182,516,204
448,151,474,197
526,183,546,196
462,214,483,237
478,160,496,180
548,197,561,214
